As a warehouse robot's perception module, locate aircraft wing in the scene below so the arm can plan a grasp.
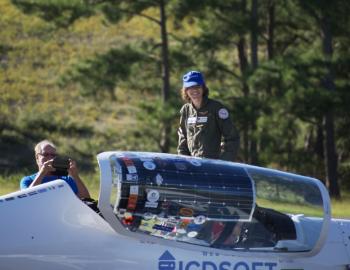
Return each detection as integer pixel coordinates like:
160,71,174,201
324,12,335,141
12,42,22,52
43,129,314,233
0,151,349,270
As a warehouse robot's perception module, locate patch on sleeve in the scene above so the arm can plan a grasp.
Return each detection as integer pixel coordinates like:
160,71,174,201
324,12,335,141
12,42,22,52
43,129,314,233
218,108,229,119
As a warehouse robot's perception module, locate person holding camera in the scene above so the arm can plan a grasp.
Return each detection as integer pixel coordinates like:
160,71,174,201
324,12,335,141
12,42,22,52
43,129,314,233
20,140,91,199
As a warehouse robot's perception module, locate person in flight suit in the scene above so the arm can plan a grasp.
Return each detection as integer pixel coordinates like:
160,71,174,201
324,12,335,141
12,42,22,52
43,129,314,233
177,70,240,162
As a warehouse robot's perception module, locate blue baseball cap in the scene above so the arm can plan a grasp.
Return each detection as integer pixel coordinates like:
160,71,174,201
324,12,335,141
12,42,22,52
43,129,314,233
182,71,205,88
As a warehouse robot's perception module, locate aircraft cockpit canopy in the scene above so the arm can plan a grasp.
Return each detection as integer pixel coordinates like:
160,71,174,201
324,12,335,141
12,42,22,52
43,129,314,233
98,152,330,254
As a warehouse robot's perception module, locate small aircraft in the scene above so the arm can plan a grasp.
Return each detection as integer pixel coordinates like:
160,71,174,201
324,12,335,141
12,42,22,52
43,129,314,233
0,151,349,270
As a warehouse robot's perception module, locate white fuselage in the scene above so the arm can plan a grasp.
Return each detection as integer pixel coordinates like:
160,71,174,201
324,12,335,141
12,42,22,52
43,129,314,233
0,180,349,270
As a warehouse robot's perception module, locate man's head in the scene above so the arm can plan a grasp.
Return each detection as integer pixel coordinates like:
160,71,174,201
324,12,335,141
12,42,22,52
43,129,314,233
34,140,57,169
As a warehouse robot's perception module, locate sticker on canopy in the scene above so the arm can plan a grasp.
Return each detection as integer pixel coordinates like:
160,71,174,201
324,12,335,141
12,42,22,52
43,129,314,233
127,166,137,174
187,231,198,238
143,161,156,170
189,159,202,167
194,215,206,225
155,173,163,186
179,207,194,217
122,212,134,225
139,219,157,233
147,190,160,202
153,224,174,232
130,185,139,194
126,173,138,181
218,108,229,119
127,194,138,210
145,201,158,208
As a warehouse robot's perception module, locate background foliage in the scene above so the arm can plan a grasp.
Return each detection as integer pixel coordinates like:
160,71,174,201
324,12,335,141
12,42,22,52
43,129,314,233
1,0,350,199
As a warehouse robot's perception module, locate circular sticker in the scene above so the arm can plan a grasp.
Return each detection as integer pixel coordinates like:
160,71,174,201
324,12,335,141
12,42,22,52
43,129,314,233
218,108,229,119
187,231,198,238
143,161,156,170
194,215,206,225
189,159,202,167
147,189,160,202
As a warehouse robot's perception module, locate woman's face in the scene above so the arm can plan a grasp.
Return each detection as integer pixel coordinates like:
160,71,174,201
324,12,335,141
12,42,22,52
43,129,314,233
186,85,203,104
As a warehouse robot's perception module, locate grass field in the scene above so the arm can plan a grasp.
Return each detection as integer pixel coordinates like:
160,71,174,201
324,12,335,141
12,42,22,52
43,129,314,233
0,172,101,200
1,173,350,218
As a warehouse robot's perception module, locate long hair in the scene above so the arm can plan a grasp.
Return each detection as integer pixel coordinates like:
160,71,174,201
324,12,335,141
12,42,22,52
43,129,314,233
180,85,209,103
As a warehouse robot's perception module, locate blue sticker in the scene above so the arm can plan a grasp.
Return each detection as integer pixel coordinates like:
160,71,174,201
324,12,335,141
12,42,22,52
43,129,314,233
153,224,174,232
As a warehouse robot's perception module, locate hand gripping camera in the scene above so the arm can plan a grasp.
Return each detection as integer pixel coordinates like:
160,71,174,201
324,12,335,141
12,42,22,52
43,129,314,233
52,156,70,176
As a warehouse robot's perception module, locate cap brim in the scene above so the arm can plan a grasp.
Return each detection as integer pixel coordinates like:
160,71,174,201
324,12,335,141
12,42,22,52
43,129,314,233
183,81,201,88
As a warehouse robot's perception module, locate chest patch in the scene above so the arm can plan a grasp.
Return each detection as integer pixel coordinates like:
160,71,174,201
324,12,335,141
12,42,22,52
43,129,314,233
187,117,197,124
197,116,208,123
187,116,208,124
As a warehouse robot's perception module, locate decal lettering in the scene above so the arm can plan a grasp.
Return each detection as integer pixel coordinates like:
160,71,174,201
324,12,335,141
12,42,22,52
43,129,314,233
0,183,67,204
153,224,174,232
145,201,158,208
234,262,249,270
158,251,278,270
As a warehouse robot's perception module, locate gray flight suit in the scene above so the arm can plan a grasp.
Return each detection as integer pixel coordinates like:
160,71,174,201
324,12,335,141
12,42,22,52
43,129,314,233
177,97,240,161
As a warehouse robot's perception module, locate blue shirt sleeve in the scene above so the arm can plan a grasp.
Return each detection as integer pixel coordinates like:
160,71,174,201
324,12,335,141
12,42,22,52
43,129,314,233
65,176,78,195
20,174,78,195
20,175,36,190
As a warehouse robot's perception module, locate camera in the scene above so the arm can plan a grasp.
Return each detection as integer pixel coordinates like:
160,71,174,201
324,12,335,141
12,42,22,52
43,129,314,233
52,156,70,176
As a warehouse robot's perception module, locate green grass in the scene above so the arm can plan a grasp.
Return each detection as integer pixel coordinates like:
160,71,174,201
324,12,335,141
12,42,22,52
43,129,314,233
331,192,350,219
1,173,350,219
0,172,101,199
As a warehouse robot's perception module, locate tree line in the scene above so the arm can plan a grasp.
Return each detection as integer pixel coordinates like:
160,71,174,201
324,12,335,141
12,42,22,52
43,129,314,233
1,0,350,198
